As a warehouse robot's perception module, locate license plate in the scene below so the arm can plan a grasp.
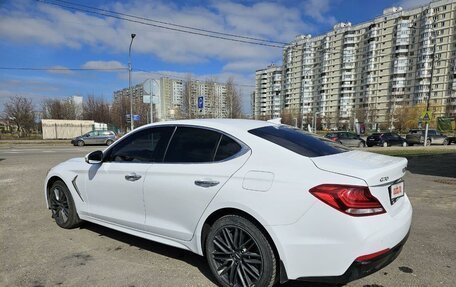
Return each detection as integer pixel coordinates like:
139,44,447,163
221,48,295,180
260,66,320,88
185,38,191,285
389,181,404,204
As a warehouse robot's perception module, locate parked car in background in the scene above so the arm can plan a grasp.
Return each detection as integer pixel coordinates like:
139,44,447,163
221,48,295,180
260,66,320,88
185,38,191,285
71,130,117,146
366,132,407,147
405,129,449,146
325,131,366,147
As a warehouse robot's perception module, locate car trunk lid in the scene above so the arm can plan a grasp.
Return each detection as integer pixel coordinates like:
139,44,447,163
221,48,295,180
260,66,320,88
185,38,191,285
310,150,408,215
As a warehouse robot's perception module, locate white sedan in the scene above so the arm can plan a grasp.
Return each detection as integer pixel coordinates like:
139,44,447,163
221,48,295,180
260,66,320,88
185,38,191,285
44,119,412,286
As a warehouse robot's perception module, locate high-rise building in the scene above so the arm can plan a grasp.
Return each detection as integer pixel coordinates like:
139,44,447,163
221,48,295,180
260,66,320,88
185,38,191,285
253,64,282,119
256,0,456,129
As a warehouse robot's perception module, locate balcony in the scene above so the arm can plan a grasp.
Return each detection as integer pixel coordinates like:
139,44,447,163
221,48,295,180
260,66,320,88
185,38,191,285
416,69,431,78
391,90,405,96
344,37,356,45
341,82,354,88
395,46,409,54
393,67,407,74
342,62,355,69
368,28,378,39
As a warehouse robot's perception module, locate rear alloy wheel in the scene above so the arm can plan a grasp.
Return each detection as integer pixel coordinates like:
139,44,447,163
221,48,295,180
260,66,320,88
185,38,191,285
426,139,431,146
77,140,85,147
402,141,407,147
49,180,82,229
206,215,277,287
443,139,449,146
106,139,113,146
383,142,388,148
358,142,365,148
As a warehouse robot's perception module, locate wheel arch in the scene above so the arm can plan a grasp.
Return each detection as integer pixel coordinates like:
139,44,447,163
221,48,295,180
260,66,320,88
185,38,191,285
46,175,65,205
199,207,288,283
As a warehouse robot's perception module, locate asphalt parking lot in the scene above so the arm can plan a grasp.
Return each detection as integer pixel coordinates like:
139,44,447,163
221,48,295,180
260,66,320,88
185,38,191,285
0,145,455,287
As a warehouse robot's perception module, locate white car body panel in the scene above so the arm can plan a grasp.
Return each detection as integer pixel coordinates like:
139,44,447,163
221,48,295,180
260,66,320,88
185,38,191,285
45,119,412,283
142,151,251,241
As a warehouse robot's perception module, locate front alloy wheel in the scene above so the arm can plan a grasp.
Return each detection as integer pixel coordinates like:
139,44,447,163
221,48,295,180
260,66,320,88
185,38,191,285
49,180,82,229
206,215,277,287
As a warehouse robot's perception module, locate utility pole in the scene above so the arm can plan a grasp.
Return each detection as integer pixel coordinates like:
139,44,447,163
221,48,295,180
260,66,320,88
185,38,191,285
128,33,136,131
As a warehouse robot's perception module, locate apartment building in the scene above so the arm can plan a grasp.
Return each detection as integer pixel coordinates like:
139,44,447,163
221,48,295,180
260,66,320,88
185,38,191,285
253,64,282,119
274,0,456,129
113,77,229,121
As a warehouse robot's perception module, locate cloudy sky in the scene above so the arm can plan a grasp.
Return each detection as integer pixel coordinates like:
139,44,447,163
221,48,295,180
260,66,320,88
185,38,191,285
0,0,431,113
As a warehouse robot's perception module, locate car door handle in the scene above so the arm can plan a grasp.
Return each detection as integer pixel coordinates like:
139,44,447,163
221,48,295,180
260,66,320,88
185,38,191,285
125,173,142,181
194,179,220,188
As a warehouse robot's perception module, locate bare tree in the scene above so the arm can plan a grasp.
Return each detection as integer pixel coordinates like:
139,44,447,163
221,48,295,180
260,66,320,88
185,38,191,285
42,98,77,120
111,95,129,132
181,74,193,119
225,78,242,119
3,96,35,137
82,95,111,123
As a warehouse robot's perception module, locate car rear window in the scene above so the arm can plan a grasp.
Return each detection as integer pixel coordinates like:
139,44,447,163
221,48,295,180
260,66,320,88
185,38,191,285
248,125,348,157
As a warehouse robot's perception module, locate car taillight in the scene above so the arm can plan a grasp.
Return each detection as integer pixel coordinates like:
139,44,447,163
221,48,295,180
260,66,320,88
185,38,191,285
309,184,385,216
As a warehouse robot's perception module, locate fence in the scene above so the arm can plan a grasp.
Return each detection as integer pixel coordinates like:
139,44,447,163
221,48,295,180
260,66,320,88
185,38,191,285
41,119,95,139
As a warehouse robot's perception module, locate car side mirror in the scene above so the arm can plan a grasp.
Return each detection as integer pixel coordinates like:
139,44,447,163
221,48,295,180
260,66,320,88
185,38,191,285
85,150,103,164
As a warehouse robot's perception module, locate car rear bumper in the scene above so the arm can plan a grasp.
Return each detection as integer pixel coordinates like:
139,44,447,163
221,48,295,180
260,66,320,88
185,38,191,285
296,231,409,284
269,195,412,282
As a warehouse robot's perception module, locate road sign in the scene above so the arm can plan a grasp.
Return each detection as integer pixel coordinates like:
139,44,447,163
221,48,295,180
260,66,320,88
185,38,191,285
198,96,204,109
421,111,432,122
142,95,158,104
132,114,140,121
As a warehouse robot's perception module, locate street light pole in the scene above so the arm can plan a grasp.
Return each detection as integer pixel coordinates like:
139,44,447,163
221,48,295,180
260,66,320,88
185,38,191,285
128,33,136,131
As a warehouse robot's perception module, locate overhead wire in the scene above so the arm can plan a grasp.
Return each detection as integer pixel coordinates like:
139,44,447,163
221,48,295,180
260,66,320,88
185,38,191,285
42,0,288,45
36,0,285,48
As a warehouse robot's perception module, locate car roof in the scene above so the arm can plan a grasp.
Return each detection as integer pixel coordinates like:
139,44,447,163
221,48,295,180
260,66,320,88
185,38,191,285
137,119,273,134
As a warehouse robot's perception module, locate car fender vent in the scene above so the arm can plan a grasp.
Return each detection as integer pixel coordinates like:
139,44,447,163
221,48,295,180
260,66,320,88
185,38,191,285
72,175,84,202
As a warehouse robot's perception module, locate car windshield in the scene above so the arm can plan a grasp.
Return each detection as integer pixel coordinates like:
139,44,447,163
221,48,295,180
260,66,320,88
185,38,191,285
248,125,349,158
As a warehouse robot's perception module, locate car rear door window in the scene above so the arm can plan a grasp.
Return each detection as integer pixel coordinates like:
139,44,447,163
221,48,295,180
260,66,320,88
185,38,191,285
248,125,348,157
214,135,242,161
164,127,221,163
106,127,174,163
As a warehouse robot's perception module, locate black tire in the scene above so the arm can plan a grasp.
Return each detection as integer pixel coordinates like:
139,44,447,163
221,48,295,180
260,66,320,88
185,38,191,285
49,180,82,229
425,139,431,146
205,215,277,287
409,143,414,146
77,140,85,147
106,139,113,146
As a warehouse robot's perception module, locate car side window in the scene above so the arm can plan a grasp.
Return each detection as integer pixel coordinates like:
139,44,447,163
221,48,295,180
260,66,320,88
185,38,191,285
164,127,221,163
214,135,242,161
106,127,174,163
428,130,436,136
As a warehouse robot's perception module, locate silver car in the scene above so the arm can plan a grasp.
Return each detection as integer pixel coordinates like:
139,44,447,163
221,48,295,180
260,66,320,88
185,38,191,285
71,130,116,146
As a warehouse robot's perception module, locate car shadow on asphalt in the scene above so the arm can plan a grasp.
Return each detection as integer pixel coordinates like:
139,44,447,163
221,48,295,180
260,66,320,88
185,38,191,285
81,222,341,287
406,153,456,178
81,222,219,285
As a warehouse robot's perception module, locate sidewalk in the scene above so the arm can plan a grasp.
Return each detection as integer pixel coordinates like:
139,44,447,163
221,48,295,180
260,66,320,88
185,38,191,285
0,139,70,145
